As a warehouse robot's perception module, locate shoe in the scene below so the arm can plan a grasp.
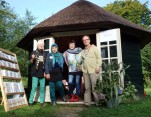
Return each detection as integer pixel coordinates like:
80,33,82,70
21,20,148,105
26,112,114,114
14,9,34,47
52,101,57,106
62,96,67,102
29,103,33,106
73,95,79,102
40,103,44,108
84,104,91,107
69,94,75,102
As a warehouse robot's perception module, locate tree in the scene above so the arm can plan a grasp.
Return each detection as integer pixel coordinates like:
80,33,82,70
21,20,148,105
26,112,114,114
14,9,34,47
104,0,151,29
0,0,37,77
104,0,151,79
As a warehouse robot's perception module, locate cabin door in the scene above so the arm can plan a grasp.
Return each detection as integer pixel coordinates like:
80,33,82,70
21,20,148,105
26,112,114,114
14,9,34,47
96,28,123,85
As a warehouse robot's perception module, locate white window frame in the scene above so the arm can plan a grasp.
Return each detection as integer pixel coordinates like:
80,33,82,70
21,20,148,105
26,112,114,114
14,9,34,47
96,28,124,86
33,36,55,52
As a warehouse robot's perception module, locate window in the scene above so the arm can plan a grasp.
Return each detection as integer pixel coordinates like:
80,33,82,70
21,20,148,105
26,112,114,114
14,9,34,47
33,37,55,52
96,29,123,86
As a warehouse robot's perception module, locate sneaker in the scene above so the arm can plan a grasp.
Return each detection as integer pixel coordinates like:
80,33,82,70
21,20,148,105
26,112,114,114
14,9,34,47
84,104,91,107
62,96,67,102
29,103,33,106
52,101,57,106
69,94,75,102
40,103,44,108
73,95,79,102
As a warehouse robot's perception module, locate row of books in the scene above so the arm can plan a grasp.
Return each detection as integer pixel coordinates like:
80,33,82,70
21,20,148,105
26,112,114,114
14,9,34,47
0,70,20,78
4,82,24,93
0,51,17,62
0,60,19,69
7,97,26,108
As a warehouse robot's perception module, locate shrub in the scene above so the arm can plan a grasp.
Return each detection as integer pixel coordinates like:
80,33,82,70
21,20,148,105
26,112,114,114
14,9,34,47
95,61,137,108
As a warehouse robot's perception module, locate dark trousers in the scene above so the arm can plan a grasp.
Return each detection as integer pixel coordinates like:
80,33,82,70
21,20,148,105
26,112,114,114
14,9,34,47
49,81,65,102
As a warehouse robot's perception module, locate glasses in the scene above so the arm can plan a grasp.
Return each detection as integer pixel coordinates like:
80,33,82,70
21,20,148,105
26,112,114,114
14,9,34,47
82,39,90,42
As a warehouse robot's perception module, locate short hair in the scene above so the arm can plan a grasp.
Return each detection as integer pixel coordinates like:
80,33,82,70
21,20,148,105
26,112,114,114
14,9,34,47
37,40,44,45
69,40,76,45
82,35,90,40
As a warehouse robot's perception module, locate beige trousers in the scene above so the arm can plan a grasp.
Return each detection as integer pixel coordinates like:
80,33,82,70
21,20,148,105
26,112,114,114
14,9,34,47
83,73,99,105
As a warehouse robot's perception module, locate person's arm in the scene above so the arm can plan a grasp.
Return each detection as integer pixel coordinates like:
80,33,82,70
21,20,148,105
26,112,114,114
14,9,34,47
63,51,69,66
60,53,65,69
30,51,36,63
78,51,83,65
94,46,102,73
45,53,51,80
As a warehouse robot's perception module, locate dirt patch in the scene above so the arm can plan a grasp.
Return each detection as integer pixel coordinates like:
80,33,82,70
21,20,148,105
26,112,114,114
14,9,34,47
54,106,84,117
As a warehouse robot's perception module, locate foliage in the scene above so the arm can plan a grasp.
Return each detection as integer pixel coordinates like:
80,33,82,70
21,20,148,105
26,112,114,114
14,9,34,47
22,77,28,88
144,76,151,88
104,0,151,82
95,61,132,108
122,81,138,101
0,0,37,77
104,0,151,29
144,88,151,96
141,42,151,81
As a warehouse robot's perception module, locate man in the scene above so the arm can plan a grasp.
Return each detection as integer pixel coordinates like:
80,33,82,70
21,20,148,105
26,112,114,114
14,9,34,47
29,40,47,108
81,35,102,106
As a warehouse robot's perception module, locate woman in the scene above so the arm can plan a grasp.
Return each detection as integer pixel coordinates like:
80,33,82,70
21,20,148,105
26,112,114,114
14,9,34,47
29,40,47,108
63,40,82,102
45,43,67,106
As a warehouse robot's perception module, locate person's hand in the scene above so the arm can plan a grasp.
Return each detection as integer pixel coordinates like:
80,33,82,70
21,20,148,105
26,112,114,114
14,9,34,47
95,67,100,74
45,74,50,80
44,73,46,78
31,54,36,59
30,54,36,63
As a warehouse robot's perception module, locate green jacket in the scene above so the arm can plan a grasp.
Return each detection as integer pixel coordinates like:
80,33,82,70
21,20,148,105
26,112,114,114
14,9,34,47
81,45,102,74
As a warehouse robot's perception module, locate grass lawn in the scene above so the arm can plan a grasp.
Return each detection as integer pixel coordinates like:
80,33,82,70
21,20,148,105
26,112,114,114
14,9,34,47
0,97,151,117
0,103,57,117
78,97,151,117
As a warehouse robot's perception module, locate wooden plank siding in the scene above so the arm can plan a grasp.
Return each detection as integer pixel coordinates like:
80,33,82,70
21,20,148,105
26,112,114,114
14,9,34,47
121,33,144,96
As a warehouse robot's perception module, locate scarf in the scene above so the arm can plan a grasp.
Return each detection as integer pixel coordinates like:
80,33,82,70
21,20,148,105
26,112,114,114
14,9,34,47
51,43,64,68
67,47,82,54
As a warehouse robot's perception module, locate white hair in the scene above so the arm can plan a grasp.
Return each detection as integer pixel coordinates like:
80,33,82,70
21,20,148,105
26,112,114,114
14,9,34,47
37,40,44,45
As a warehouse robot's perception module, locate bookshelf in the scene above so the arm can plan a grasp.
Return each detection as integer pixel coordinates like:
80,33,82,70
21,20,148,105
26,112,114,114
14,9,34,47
0,48,28,112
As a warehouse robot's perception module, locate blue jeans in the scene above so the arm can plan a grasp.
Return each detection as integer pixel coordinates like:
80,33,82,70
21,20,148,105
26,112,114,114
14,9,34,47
49,81,65,102
68,75,81,96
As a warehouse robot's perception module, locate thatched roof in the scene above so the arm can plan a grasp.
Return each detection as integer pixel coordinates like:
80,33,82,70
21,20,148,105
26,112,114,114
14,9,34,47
17,0,151,51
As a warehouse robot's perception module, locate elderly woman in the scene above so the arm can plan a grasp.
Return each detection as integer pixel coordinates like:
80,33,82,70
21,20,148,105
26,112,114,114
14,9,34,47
45,43,67,106
63,40,82,102
29,40,47,108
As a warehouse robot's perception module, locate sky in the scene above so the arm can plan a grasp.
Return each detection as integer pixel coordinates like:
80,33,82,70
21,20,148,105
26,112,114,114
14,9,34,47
6,0,151,23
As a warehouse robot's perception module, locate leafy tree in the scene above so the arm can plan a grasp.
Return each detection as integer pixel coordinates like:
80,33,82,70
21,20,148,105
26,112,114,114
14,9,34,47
104,0,151,79
0,0,37,76
104,0,151,29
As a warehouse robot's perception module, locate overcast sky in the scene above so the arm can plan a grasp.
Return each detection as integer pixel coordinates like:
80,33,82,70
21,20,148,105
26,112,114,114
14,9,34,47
6,0,151,23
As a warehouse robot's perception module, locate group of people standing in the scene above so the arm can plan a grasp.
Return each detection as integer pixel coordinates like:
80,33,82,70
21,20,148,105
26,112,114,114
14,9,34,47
28,35,102,107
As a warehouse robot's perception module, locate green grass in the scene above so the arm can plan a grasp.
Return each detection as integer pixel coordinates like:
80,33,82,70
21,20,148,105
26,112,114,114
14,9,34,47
78,97,151,117
1,97,151,117
0,103,57,117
